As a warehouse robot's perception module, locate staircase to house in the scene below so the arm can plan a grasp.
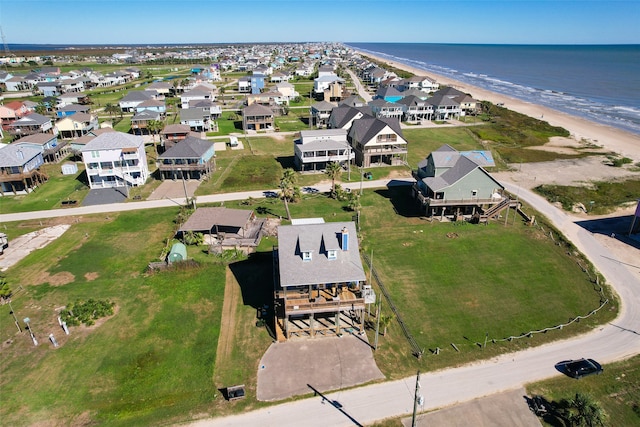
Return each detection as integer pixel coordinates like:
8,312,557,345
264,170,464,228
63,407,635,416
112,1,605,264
480,198,532,224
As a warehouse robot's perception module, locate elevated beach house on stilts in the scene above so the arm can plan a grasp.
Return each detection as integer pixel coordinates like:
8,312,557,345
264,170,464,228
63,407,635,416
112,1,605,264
412,144,513,221
273,220,374,341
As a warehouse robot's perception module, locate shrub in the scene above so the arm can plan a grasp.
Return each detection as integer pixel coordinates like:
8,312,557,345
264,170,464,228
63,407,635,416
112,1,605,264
60,299,115,327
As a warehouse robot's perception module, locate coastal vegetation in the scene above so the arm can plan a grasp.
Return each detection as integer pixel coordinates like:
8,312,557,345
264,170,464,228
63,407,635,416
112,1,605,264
534,178,640,214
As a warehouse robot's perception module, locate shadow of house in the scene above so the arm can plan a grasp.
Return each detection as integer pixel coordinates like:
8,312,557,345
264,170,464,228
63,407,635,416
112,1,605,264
374,184,422,218
228,252,277,340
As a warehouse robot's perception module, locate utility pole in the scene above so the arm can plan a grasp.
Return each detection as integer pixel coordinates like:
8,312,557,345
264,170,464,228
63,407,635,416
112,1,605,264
374,295,381,350
412,370,422,427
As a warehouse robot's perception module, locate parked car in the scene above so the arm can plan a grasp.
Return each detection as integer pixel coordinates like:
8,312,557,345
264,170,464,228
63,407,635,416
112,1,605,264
564,358,603,379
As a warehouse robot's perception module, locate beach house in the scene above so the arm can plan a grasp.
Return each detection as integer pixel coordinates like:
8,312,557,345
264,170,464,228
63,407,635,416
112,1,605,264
273,221,372,340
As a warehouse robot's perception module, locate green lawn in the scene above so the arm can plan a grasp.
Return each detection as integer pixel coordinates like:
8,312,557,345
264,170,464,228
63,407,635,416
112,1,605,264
0,209,225,426
356,186,617,377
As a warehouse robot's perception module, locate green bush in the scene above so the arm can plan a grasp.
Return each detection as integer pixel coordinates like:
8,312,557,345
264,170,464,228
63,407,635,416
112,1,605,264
60,299,115,327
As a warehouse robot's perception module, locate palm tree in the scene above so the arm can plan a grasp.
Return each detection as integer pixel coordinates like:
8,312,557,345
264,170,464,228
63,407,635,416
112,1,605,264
279,168,298,221
380,314,394,336
325,161,342,199
563,393,607,427
147,119,164,154
104,103,120,122
347,192,362,231
34,103,48,116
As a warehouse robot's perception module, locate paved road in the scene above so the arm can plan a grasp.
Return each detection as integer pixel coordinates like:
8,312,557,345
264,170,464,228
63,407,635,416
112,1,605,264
2,178,638,427
181,181,640,427
0,179,408,223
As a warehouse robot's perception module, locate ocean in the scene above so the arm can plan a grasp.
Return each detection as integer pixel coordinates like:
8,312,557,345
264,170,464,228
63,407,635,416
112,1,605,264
346,43,640,135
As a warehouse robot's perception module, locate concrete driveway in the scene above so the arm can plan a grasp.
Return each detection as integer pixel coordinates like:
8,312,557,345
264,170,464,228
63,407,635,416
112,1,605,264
147,179,201,200
257,333,384,401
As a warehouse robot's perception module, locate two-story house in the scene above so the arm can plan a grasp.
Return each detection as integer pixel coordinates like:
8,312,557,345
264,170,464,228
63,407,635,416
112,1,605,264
347,116,408,167
242,103,274,132
0,144,47,194
13,132,68,163
55,112,99,139
293,129,354,172
157,135,215,180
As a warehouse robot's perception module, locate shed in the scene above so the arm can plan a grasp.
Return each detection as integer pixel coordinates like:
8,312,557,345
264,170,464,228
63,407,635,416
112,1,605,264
61,162,78,175
168,242,187,264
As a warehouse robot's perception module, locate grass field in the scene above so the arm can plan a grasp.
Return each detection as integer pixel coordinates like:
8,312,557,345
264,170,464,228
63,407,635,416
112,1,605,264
0,209,227,426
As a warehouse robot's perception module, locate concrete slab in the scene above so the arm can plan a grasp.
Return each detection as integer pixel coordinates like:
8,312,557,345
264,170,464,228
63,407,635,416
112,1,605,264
257,333,384,401
403,387,542,427
0,224,71,271
147,179,201,201
213,142,227,152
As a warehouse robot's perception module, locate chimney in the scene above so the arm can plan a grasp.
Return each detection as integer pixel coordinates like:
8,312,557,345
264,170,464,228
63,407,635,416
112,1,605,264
341,227,349,251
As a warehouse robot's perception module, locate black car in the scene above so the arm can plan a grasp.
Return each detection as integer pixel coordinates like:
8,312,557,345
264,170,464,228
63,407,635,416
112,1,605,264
564,358,603,379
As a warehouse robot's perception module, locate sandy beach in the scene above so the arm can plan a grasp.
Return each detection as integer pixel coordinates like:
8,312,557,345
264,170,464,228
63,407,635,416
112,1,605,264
353,49,640,161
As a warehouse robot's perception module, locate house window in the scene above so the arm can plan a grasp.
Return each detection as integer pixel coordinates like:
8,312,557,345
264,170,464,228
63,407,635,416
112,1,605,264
91,151,100,158
327,250,337,260
302,251,312,261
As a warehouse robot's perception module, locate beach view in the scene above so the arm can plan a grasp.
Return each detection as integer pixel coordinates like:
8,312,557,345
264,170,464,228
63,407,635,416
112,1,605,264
0,1,638,426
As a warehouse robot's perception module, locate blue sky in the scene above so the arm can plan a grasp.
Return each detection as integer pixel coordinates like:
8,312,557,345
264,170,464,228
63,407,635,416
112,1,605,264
1,0,638,45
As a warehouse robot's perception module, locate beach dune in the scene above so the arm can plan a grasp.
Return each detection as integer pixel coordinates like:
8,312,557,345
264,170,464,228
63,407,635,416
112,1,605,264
353,50,640,161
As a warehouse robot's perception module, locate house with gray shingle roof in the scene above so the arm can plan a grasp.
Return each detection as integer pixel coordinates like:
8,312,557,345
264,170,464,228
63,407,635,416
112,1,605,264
412,144,505,219
0,144,47,194
9,113,54,137
274,220,371,340
347,116,407,167
80,132,148,189
14,132,68,163
157,135,215,180
242,103,274,132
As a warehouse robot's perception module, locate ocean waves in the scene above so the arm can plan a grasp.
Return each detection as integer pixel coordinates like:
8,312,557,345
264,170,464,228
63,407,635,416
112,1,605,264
348,43,640,135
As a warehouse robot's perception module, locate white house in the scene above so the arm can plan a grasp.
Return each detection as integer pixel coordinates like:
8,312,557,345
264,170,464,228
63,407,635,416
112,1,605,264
81,132,149,189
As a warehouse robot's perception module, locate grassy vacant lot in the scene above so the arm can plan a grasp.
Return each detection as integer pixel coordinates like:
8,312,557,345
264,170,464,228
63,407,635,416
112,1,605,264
0,209,226,426
0,186,617,425
527,354,640,427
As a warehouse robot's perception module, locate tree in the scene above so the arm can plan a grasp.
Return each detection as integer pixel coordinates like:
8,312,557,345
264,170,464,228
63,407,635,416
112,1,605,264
380,313,394,336
347,192,362,231
104,103,121,122
279,168,298,221
0,274,11,301
147,119,164,154
325,161,342,199
562,393,607,427
34,102,48,116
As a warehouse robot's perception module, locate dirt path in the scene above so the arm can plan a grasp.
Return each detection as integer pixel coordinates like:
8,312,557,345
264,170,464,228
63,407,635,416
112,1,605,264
213,267,241,382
